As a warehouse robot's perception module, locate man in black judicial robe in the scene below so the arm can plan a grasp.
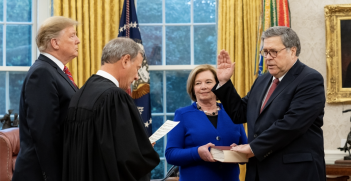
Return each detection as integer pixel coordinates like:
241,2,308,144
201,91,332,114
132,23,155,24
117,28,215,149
62,38,160,181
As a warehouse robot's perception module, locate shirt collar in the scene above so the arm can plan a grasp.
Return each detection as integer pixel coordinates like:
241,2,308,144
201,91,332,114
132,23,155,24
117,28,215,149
41,53,65,71
96,70,119,87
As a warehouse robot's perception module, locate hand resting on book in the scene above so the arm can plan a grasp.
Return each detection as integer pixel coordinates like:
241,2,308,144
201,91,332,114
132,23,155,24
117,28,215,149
231,143,255,158
198,142,216,162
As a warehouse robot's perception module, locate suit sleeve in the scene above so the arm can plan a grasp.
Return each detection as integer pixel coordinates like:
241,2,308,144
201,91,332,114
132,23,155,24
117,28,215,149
165,110,202,166
250,72,325,161
24,67,62,180
212,80,250,124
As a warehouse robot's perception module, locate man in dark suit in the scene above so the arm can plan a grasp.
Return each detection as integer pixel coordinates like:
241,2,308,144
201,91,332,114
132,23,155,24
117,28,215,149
12,16,80,181
213,26,326,181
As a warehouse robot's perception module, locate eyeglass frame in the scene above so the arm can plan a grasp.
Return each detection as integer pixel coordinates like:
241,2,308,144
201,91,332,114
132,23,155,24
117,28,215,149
260,47,288,58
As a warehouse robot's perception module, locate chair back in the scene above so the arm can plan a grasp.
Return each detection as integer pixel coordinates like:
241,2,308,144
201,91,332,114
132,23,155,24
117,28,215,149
0,127,20,181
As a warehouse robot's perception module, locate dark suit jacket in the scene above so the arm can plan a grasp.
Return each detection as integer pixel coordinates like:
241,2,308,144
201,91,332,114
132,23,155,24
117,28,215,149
213,60,326,181
12,54,78,181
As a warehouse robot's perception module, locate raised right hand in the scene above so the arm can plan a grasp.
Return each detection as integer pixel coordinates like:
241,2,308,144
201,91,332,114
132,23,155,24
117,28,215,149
217,49,235,85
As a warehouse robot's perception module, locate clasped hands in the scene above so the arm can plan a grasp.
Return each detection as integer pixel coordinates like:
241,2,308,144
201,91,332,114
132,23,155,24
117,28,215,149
198,143,255,162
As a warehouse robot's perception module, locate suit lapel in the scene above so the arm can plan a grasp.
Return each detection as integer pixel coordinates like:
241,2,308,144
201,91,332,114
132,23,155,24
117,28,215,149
260,60,305,113
38,54,78,91
57,69,78,91
255,73,273,114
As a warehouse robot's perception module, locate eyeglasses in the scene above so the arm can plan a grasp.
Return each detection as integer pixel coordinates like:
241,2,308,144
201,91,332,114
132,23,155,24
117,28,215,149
260,48,287,58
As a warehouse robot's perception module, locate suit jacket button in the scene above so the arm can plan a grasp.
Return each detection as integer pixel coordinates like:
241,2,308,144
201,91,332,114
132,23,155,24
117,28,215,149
254,134,257,138
216,136,220,141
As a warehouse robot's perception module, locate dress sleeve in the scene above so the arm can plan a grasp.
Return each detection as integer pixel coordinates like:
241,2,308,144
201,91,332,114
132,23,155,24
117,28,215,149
165,109,202,166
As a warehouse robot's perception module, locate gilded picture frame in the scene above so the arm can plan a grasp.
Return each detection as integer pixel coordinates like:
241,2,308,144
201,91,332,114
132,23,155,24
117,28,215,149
325,4,351,103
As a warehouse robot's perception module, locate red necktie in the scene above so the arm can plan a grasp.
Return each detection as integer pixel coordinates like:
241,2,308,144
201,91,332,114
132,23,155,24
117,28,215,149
63,66,77,87
260,78,279,113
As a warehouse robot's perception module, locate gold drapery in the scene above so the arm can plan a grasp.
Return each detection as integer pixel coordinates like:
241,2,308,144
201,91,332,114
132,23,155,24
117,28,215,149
54,0,124,87
217,0,262,180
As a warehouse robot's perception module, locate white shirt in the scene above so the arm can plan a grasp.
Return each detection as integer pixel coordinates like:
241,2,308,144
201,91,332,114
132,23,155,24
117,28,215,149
96,70,119,87
41,53,65,71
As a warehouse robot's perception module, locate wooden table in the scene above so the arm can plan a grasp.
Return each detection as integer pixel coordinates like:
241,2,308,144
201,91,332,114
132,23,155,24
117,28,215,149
326,160,351,181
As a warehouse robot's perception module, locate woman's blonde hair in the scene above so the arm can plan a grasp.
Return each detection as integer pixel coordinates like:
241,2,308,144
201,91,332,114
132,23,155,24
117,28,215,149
36,16,79,52
186,64,218,101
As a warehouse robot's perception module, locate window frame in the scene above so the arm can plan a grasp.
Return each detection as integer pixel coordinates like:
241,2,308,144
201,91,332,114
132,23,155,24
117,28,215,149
0,0,52,117
136,0,218,178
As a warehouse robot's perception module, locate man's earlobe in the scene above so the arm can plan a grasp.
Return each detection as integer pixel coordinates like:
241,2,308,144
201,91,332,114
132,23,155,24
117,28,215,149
51,39,59,50
291,47,297,56
121,54,131,68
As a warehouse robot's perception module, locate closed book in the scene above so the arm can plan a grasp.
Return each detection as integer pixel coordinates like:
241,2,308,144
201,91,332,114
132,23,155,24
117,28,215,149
210,146,248,163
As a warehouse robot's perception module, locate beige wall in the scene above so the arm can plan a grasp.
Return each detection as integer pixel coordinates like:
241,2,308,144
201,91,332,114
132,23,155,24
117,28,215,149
289,0,351,151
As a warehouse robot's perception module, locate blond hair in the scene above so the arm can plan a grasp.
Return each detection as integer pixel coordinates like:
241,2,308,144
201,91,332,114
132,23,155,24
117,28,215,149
186,64,218,101
36,16,79,52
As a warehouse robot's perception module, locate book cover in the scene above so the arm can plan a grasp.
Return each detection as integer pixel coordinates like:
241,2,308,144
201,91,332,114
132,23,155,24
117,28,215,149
210,146,248,163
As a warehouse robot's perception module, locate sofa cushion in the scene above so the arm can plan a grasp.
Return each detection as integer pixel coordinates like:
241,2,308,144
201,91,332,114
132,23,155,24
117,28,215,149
0,128,20,155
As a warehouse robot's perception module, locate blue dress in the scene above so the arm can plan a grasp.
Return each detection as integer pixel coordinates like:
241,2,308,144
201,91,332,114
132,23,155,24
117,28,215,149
165,102,248,181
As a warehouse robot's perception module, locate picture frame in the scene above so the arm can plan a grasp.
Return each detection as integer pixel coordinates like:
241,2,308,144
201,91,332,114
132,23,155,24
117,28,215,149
325,4,351,103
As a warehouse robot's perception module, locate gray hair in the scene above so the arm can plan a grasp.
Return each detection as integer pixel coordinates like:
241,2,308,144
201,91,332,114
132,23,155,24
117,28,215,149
101,37,144,65
262,26,301,57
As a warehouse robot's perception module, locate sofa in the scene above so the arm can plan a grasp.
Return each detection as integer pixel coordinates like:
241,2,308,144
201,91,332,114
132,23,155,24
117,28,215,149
0,128,19,181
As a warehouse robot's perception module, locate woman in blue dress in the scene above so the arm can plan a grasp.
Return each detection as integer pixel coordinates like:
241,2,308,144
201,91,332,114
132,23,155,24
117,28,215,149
166,64,248,181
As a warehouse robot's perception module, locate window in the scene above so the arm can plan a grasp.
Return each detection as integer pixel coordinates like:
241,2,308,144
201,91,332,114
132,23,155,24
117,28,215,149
0,0,42,128
137,0,217,179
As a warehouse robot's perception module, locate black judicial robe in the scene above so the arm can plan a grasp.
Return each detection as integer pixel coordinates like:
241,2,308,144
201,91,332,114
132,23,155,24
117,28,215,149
62,75,160,181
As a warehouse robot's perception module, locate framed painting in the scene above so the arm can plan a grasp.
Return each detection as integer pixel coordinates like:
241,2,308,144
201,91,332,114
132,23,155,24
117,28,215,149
325,4,351,103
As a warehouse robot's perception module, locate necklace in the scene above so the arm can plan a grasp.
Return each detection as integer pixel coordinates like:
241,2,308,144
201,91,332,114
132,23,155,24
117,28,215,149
196,102,220,116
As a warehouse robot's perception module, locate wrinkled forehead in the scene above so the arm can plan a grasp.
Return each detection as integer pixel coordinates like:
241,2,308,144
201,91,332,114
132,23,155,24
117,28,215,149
263,36,284,49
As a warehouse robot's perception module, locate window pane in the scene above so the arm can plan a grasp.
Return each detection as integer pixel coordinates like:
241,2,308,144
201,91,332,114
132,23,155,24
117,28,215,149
0,72,5,115
194,0,216,23
166,70,191,112
152,116,164,156
6,25,31,66
166,0,190,23
150,71,163,113
9,72,26,114
166,116,174,121
7,0,32,22
0,0,3,22
194,25,217,65
166,26,190,65
140,26,162,65
151,160,165,179
137,0,162,23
